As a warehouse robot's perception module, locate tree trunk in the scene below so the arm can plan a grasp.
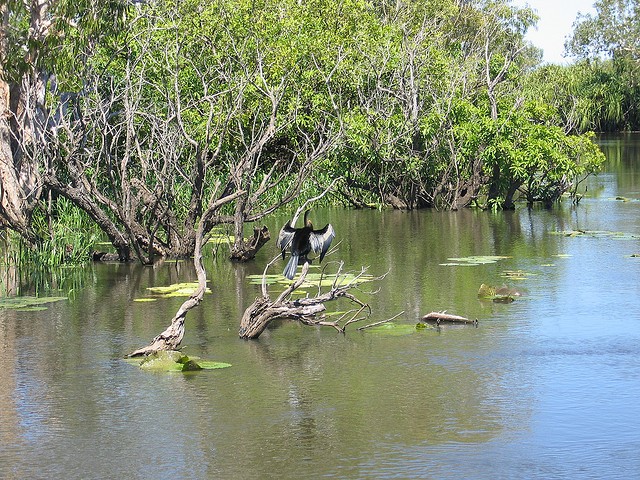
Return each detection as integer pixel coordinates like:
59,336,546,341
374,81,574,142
127,221,208,356
0,79,40,241
230,226,271,262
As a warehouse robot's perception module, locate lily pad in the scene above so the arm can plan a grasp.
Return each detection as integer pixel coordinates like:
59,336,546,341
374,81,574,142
362,322,420,336
478,283,521,303
246,274,283,285
0,296,67,311
207,233,235,245
139,282,211,301
440,255,510,266
499,269,533,280
198,361,233,370
553,230,639,240
130,351,231,372
14,306,50,312
247,271,375,288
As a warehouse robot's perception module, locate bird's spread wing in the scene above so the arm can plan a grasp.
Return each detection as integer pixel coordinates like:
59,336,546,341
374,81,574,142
277,221,296,252
309,223,335,262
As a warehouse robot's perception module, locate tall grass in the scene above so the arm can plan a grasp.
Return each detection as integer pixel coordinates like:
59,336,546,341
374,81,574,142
1,197,101,296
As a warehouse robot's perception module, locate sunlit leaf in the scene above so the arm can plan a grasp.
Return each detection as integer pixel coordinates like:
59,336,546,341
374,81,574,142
207,233,235,245
552,230,639,240
15,306,49,312
499,269,533,280
247,271,375,292
198,361,232,370
138,282,211,301
246,274,281,285
478,283,521,302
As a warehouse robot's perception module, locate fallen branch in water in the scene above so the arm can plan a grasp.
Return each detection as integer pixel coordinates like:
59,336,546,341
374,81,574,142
420,311,478,327
239,259,380,339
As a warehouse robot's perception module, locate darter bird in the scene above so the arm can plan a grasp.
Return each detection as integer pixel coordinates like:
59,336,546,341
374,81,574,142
277,210,335,280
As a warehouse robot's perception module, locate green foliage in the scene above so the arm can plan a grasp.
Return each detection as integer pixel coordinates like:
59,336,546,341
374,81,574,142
27,197,102,268
524,61,639,132
559,0,640,131
567,0,640,61
475,100,605,208
0,197,101,294
2,0,129,84
2,0,612,272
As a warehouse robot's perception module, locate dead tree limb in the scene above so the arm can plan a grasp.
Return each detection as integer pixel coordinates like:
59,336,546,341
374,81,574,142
127,186,246,357
127,230,207,357
239,260,373,339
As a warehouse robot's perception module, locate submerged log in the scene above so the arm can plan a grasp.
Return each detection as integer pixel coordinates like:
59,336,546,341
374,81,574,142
421,311,478,327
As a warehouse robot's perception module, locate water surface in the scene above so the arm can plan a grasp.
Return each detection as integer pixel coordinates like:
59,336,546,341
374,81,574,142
1,134,639,479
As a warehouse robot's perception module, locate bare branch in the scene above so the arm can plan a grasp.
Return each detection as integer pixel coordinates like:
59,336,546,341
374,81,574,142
239,259,378,339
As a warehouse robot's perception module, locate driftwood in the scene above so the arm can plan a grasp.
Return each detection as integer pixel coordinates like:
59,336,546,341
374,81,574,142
421,311,478,327
239,260,373,339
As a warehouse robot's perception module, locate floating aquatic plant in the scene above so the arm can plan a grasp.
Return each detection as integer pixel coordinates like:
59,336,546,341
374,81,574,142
499,269,533,280
246,271,375,288
143,282,212,299
552,229,639,240
478,284,521,303
440,255,510,266
0,296,67,311
360,322,419,336
125,351,232,372
206,232,235,245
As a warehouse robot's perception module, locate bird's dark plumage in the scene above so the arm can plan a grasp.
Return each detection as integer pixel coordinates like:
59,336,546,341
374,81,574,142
277,210,335,280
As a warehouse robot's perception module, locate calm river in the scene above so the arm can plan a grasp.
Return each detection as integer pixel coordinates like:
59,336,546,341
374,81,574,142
1,133,639,479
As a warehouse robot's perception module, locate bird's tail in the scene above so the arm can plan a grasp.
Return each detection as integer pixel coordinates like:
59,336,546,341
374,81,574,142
284,254,299,280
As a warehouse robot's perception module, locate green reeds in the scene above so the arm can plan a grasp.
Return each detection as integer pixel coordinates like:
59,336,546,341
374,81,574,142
1,197,101,296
